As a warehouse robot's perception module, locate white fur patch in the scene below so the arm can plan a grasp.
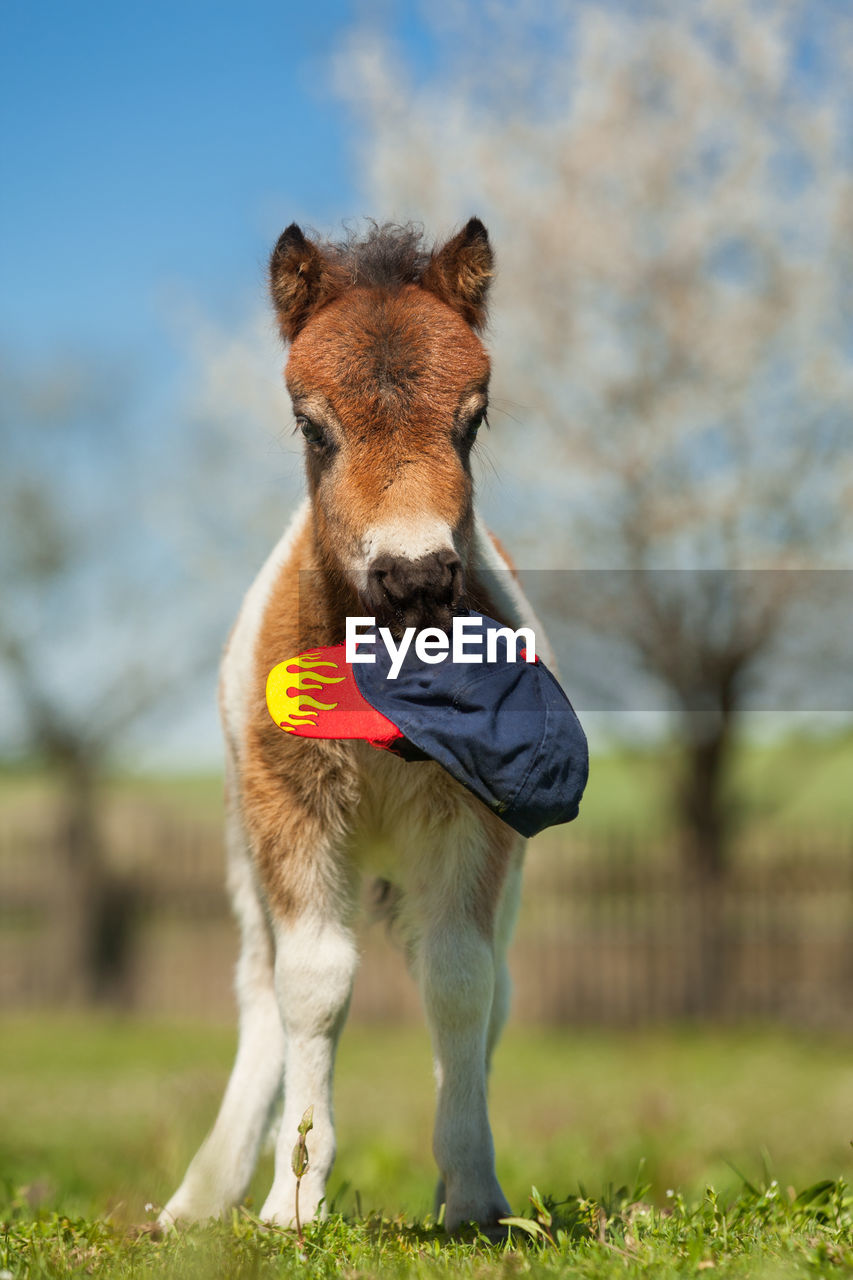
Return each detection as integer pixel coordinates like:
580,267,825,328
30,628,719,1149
259,913,359,1225
220,499,311,755
159,801,285,1229
470,513,557,671
348,517,457,593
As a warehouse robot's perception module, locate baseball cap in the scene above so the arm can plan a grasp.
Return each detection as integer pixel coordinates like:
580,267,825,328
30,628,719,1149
265,611,588,837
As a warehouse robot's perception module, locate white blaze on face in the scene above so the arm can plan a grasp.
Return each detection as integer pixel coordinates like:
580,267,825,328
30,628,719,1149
349,516,458,592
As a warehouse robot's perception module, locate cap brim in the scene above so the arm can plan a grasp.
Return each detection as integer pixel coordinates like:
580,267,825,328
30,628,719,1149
266,645,401,746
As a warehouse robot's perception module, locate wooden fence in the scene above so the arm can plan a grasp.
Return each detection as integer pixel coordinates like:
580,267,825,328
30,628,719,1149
1,804,852,1026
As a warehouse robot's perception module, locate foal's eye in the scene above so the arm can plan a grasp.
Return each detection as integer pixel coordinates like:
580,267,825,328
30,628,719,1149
464,410,486,443
297,416,325,446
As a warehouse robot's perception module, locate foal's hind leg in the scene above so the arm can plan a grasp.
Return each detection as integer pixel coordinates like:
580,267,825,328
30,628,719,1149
487,843,525,1062
160,795,285,1227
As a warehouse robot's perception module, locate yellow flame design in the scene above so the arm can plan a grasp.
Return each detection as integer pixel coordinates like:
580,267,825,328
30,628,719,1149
266,651,345,733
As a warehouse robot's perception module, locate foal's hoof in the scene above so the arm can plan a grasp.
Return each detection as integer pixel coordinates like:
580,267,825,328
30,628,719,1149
128,1219,166,1242
446,1216,511,1245
156,1200,212,1233
474,1219,513,1245
155,1207,180,1234
444,1194,513,1242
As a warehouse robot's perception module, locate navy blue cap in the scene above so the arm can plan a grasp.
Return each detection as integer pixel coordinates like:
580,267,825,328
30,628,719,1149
353,611,589,837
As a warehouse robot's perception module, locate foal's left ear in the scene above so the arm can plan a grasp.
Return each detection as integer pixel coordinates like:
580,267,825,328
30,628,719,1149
421,218,494,330
269,224,343,342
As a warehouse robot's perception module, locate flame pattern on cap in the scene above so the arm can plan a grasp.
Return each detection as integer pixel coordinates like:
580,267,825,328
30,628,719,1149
266,651,345,733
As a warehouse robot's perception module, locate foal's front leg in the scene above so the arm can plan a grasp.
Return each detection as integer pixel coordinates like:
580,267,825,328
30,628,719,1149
414,826,514,1233
259,906,359,1225
160,802,284,1228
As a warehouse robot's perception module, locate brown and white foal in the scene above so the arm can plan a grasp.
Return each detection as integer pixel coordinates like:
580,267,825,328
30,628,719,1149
161,220,550,1234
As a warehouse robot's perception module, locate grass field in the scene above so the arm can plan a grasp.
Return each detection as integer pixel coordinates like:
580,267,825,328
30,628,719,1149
3,727,853,841
2,1015,853,1275
3,731,853,1272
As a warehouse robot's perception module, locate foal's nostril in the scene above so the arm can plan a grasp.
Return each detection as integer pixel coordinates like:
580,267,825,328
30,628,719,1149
441,551,462,592
367,549,464,625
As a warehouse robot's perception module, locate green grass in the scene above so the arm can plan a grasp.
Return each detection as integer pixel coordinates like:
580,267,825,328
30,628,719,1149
2,1016,853,1275
569,729,853,841
5,1183,853,1279
4,727,853,840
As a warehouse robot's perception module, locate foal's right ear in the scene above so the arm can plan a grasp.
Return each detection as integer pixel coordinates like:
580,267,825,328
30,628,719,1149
269,224,341,342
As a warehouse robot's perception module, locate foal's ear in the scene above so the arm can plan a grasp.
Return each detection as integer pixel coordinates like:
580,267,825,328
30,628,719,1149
269,224,342,342
422,218,494,330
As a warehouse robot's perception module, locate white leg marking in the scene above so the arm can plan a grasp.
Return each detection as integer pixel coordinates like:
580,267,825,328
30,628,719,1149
420,916,510,1232
393,806,512,1232
259,913,359,1226
160,794,285,1227
431,839,524,1220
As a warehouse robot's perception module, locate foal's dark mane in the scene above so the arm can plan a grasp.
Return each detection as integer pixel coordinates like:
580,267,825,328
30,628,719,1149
319,222,432,292
270,216,492,342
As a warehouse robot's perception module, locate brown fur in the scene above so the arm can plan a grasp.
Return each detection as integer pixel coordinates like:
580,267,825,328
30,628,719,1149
242,514,514,925
270,219,494,342
287,286,487,542
269,224,349,344
244,222,512,924
420,219,494,331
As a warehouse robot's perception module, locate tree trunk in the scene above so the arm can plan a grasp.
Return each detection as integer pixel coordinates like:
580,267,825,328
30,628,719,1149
677,714,732,1018
678,721,731,881
51,755,135,1005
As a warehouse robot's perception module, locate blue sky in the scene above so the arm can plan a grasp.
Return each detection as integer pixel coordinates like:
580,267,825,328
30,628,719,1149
0,1,452,765
1,1,436,366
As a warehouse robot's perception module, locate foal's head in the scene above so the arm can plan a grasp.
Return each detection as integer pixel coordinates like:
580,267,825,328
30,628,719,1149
270,220,493,633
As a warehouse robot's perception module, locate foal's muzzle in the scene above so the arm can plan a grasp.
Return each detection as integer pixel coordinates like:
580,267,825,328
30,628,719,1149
365,549,464,633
